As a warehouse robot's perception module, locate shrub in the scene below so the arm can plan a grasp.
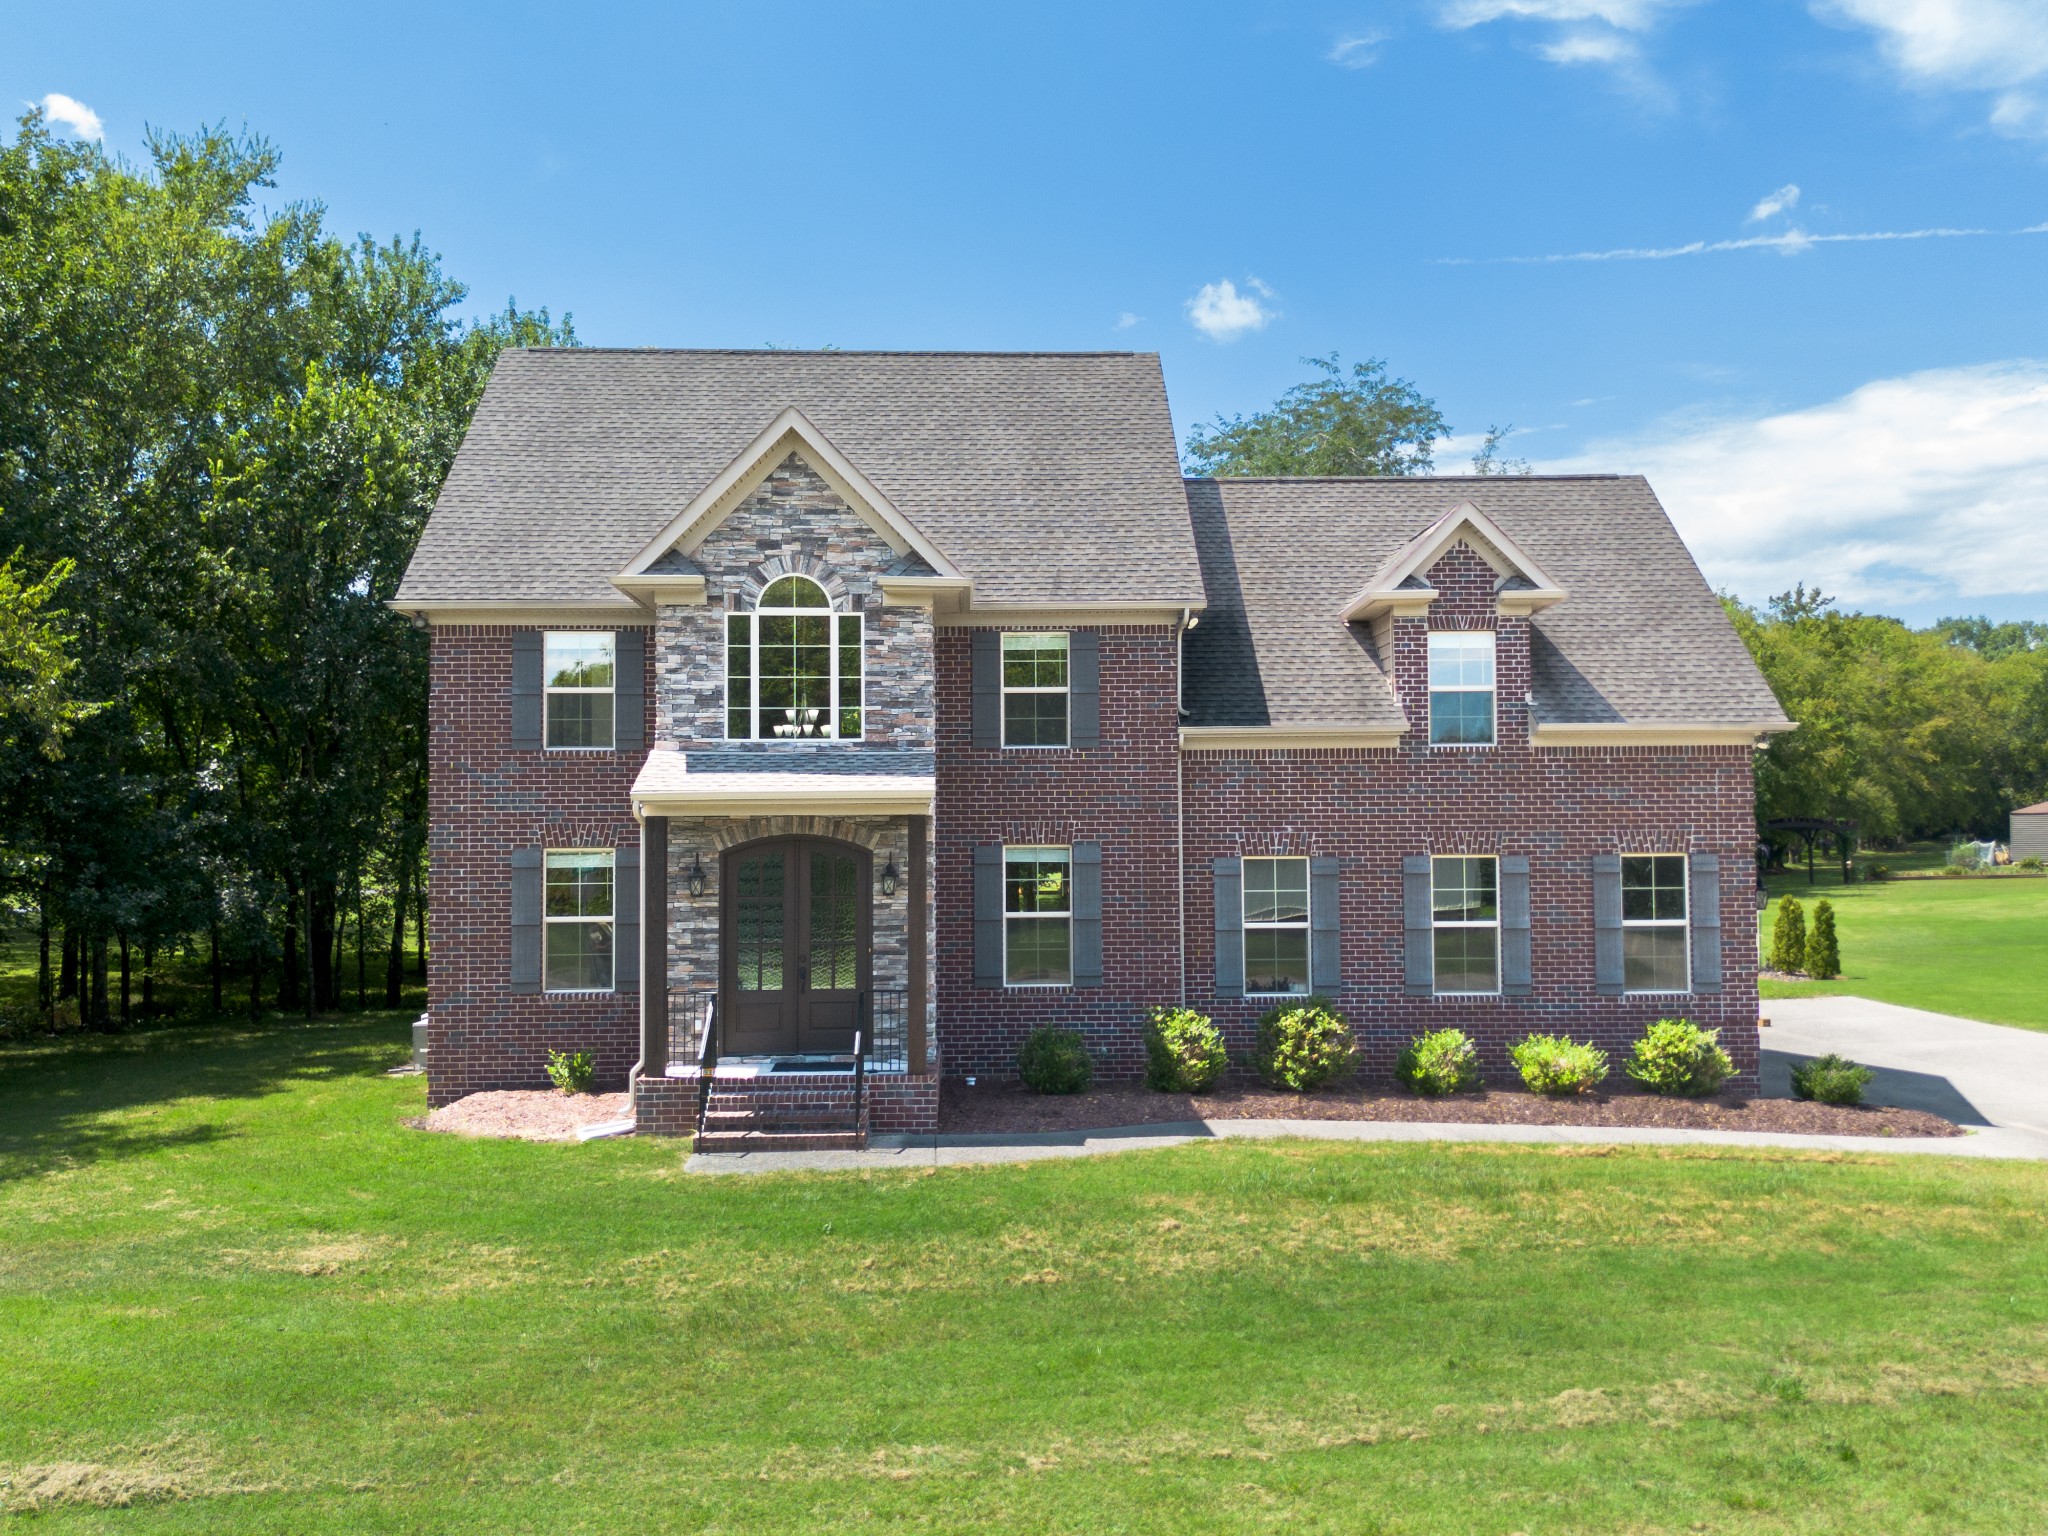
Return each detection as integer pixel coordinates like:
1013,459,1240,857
1863,861,1890,882
1510,1033,1608,1096
1807,900,1841,980
2021,856,2044,873
545,1049,595,1095
1018,1026,1094,1095
1144,1007,1227,1093
1396,1028,1482,1096
1790,1052,1875,1106
1948,841,1983,871
1768,896,1807,973
1625,1018,1734,1097
1252,999,1358,1091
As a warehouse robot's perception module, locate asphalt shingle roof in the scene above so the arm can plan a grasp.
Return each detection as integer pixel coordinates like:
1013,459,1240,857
395,348,1204,608
1182,476,1790,730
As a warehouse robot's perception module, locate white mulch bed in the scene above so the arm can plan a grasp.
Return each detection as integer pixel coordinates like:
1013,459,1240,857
423,1090,632,1142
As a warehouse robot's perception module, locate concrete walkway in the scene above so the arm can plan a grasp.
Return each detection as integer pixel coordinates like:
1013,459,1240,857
684,997,2048,1174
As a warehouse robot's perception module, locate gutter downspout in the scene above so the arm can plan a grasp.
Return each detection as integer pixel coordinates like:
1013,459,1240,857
1176,606,1191,1006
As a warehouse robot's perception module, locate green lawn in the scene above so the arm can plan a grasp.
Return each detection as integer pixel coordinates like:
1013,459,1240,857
1758,867,2048,1032
5,1019,2048,1531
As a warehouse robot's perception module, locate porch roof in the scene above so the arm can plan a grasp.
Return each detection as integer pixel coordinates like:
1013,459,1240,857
629,746,935,819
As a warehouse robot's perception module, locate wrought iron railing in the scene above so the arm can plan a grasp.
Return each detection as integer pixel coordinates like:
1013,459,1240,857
669,988,908,1073
669,991,718,1073
863,989,908,1073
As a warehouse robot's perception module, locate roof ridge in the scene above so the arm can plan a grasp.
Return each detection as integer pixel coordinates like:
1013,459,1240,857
1183,473,1629,484
507,347,1153,359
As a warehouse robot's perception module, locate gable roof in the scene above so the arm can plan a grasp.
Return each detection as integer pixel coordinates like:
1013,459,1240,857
1337,500,1567,623
394,349,1204,610
1182,475,1791,734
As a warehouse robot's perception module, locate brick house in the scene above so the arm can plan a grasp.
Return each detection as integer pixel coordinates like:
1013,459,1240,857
393,348,1791,1142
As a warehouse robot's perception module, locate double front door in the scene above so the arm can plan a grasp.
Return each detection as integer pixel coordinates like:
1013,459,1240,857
721,838,871,1056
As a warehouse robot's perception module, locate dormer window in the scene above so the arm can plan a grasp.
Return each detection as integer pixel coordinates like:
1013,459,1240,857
725,575,864,740
1428,631,1495,746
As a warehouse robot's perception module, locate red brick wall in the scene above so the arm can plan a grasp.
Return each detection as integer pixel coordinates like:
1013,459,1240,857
425,625,654,1107
933,626,1186,1080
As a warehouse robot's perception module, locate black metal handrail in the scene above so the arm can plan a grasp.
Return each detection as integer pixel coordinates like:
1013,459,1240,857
694,994,718,1141
853,1006,867,1149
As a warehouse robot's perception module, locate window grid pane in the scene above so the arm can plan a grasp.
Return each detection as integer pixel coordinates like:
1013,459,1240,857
544,849,614,992
1427,631,1496,747
1005,847,1071,985
727,602,862,740
1245,929,1310,995
1431,855,1499,994
1621,854,1690,990
1433,928,1499,994
1002,633,1069,747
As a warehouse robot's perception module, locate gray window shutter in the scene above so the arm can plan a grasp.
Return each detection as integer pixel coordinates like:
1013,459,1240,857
511,631,543,750
1500,855,1532,997
614,630,645,751
1309,856,1341,993
614,843,640,993
1068,631,1100,749
1689,851,1722,994
972,630,1000,748
1072,841,1103,987
973,844,1004,987
510,846,542,993
1213,857,1244,999
1593,853,1624,996
1403,855,1433,996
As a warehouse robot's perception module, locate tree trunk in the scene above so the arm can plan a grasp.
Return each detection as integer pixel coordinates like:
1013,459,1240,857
38,900,51,1022
280,888,302,1012
385,858,409,1008
59,927,78,1002
119,932,131,1025
355,880,366,1009
142,940,155,1019
89,934,109,1029
210,919,223,1017
414,850,427,979
309,880,336,1015
249,945,262,1019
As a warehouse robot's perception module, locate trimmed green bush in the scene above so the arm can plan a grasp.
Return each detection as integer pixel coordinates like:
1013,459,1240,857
1510,1033,1608,1096
1252,1000,1358,1091
545,1049,595,1095
2021,856,2044,873
1625,1018,1734,1097
1396,1028,1482,1096
1807,899,1841,980
1769,896,1808,973
1018,1026,1093,1095
1791,1053,1875,1106
1863,861,1891,882
1144,1006,1227,1093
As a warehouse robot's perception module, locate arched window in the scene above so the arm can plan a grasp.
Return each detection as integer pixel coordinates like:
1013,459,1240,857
725,576,864,740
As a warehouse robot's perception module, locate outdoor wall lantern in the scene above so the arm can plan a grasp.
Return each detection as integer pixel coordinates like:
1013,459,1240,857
879,856,899,897
687,853,707,899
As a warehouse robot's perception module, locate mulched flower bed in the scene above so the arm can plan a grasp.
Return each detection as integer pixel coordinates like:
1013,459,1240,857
422,1090,631,1142
940,1077,1961,1139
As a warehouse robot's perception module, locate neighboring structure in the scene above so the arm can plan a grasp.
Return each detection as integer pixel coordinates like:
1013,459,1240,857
2013,802,2048,862
392,349,1793,1141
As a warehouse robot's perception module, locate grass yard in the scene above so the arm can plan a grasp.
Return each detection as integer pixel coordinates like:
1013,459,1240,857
1758,867,2048,1032
6,1019,2048,1533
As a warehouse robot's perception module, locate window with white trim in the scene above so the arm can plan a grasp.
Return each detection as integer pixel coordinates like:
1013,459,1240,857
725,576,863,740
1002,633,1069,746
1004,846,1071,985
1428,631,1496,746
1244,856,1311,996
1432,855,1499,994
1622,854,1690,992
545,632,615,749
544,849,615,992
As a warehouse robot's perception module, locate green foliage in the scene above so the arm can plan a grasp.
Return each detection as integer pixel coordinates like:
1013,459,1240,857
1509,1033,1609,1096
1949,842,1987,870
1396,1027,1482,1096
1790,1052,1875,1106
1252,999,1358,1091
1863,861,1891,881
1769,895,1808,973
1807,900,1842,979
0,108,572,1021
1182,354,1447,477
544,1049,595,1095
1724,587,2048,846
2022,856,2045,873
1625,1019,1735,1098
1144,1006,1227,1093
1018,1026,1093,1095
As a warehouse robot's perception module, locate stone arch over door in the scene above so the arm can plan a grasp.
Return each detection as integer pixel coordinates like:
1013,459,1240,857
719,833,873,1057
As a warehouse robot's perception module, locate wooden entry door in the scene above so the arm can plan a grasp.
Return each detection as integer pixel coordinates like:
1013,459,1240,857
721,839,871,1056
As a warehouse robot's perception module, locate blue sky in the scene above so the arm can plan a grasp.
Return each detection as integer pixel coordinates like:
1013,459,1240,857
14,0,2048,624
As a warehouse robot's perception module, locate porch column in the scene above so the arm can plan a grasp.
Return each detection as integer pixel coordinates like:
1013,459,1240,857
640,814,669,1078
908,813,928,1076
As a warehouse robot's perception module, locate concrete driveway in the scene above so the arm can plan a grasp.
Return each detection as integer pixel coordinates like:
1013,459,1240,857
1764,995,2048,1158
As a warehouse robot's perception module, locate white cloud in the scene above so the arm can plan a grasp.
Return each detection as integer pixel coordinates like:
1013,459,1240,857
1748,183,1802,221
1540,361,2048,604
1186,278,1277,342
1441,220,2020,263
1114,311,1142,331
39,92,103,140
1814,0,2048,136
1537,30,1639,64
1440,0,1692,90
1328,31,1389,67
1442,0,1684,27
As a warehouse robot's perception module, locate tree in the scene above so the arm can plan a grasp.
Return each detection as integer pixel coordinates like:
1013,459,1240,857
1183,354,1448,477
1470,425,1533,476
1769,896,1807,975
